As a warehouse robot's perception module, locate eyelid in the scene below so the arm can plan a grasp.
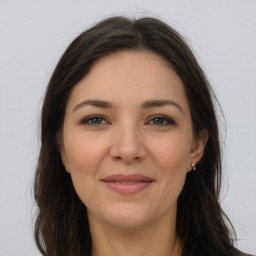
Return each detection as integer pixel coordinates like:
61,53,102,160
146,114,176,126
79,114,176,126
80,114,110,125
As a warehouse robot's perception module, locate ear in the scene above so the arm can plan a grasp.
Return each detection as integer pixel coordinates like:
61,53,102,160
56,132,70,173
59,146,70,173
188,129,208,172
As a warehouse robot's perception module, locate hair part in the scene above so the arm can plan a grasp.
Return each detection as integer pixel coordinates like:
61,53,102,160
34,16,235,256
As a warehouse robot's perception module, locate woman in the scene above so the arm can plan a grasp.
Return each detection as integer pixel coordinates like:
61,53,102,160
34,16,252,256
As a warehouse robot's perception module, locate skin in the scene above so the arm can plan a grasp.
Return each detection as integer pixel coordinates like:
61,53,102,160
60,50,208,256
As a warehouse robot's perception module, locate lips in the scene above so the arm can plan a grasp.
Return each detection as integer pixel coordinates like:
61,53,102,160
102,174,153,182
101,174,154,195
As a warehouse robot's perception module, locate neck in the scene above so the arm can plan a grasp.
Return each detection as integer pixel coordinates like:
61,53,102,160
88,211,182,256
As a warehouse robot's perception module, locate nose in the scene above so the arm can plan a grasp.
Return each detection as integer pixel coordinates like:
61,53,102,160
109,124,146,163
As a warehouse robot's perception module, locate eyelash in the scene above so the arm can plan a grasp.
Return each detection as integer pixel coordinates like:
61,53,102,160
80,115,176,127
146,115,176,126
80,115,109,126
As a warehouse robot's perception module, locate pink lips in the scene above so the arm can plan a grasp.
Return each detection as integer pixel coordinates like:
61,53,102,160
102,174,154,195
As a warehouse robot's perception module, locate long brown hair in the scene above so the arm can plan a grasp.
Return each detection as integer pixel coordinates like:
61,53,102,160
34,16,235,256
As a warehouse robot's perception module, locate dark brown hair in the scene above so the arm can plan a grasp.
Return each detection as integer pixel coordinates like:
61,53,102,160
34,16,235,256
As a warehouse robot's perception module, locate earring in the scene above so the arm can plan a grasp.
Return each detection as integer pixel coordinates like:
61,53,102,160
191,162,196,171
65,166,69,172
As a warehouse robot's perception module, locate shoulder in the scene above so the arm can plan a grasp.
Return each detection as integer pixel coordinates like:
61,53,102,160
230,247,255,256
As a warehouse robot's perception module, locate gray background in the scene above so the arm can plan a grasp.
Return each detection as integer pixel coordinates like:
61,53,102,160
0,0,255,255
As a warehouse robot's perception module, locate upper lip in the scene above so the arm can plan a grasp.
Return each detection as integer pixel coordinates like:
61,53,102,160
102,174,154,182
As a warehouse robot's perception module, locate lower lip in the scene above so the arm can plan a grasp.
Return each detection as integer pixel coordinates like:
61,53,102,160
103,181,153,195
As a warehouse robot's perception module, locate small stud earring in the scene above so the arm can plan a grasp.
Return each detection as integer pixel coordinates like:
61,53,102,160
65,166,69,172
191,162,196,171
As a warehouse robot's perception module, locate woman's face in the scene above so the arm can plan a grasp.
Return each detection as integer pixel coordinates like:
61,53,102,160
60,51,207,229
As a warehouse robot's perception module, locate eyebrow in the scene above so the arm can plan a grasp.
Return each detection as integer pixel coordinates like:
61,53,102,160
73,99,183,113
73,99,113,112
141,99,183,113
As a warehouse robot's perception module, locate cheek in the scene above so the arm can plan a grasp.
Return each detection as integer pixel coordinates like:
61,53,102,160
143,135,191,217
151,134,192,172
150,134,191,192
64,132,108,173
63,133,109,204
159,143,189,198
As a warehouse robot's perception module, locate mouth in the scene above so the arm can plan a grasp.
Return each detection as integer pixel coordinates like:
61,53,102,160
101,174,154,195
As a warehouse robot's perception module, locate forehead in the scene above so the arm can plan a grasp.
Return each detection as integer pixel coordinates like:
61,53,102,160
66,50,189,112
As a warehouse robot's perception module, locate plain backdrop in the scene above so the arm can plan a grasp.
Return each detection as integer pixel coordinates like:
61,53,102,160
0,0,255,255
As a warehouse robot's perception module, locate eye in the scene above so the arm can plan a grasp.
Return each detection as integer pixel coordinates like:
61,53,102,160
80,115,109,126
147,115,176,126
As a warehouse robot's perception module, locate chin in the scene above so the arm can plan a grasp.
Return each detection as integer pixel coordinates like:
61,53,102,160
107,214,150,229
98,204,153,229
